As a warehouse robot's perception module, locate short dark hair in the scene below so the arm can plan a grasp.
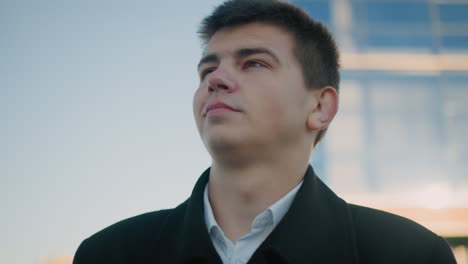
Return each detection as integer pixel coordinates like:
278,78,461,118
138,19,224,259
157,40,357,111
198,0,340,147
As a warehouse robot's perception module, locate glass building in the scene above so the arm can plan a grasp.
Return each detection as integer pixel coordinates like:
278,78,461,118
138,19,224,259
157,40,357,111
295,0,468,262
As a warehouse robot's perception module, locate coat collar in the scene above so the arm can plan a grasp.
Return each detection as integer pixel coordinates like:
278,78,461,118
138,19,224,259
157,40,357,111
250,166,360,263
177,167,221,263
178,166,359,264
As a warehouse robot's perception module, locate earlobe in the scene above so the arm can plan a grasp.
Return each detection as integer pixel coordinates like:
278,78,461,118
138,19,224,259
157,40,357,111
306,86,338,131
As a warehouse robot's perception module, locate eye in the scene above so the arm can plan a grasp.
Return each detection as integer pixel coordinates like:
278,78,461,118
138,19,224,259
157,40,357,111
244,60,265,68
200,67,216,80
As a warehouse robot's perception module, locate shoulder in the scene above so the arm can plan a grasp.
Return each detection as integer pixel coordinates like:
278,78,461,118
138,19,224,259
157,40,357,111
349,204,456,264
74,203,187,264
350,204,433,238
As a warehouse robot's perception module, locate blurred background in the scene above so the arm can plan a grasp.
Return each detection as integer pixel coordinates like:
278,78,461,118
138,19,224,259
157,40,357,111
304,0,468,262
2,0,467,263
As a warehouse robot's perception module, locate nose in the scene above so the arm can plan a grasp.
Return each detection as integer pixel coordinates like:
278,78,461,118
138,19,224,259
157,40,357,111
206,67,237,94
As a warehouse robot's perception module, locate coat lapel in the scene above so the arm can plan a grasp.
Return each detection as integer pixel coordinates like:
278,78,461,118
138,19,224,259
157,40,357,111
250,166,360,263
175,166,359,263
176,168,223,263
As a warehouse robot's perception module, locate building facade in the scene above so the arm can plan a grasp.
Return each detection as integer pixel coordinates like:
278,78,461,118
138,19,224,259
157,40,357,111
296,1,468,262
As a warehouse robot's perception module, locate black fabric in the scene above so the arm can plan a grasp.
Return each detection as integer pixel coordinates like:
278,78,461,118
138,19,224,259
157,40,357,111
73,166,456,263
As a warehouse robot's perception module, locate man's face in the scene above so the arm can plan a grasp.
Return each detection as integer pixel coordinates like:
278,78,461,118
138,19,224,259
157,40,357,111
193,23,314,154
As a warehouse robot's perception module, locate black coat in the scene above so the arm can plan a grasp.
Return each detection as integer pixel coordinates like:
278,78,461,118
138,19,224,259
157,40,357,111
73,166,456,263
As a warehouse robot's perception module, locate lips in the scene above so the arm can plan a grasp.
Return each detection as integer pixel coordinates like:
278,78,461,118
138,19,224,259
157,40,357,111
204,101,240,116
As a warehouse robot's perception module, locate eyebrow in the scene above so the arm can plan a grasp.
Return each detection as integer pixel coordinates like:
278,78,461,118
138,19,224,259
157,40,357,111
197,47,280,70
236,47,280,64
197,54,219,70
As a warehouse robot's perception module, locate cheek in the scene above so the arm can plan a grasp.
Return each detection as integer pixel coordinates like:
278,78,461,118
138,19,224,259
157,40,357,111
248,91,287,129
193,86,205,116
259,83,308,127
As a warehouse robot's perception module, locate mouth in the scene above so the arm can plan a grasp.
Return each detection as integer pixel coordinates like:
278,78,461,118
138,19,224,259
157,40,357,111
204,101,240,116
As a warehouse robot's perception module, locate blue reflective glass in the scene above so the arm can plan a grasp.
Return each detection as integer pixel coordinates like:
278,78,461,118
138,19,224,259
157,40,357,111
443,74,468,84
294,0,331,26
438,4,468,23
356,1,431,23
367,34,433,49
442,36,468,49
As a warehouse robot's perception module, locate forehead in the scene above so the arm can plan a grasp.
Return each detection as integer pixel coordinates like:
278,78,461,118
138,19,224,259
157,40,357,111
205,23,296,57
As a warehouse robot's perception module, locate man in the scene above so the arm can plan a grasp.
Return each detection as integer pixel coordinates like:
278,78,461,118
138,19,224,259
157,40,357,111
73,0,456,263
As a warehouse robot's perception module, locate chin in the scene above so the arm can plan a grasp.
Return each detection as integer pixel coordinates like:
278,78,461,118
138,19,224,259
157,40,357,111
206,138,253,167
206,136,236,151
204,133,245,154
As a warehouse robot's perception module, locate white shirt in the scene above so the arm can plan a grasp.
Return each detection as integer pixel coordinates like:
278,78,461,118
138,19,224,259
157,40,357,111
203,181,303,264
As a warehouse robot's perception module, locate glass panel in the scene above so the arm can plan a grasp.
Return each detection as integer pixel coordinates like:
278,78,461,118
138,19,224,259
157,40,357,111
357,1,430,23
339,81,363,112
442,36,468,50
438,3,468,23
328,158,366,193
328,114,364,154
367,34,433,49
369,82,435,113
295,0,331,26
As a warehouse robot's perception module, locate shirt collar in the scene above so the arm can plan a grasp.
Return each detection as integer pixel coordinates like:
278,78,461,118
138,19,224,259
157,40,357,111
203,179,303,233
203,184,218,232
178,166,359,264
269,180,303,226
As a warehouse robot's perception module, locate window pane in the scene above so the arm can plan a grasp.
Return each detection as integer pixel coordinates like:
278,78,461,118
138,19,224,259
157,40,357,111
442,36,468,50
295,0,331,26
356,1,430,23
367,34,433,49
438,4,468,23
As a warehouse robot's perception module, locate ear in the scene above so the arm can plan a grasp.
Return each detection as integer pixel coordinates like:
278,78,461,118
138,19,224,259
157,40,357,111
306,86,338,131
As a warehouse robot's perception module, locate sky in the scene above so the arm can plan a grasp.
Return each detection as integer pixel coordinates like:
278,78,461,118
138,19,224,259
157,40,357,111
2,1,224,263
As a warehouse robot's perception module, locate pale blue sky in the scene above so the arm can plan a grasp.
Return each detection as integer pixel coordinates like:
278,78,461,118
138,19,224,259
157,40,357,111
2,1,223,263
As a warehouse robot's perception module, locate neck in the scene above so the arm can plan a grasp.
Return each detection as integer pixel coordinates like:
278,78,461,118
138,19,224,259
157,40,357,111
207,147,310,242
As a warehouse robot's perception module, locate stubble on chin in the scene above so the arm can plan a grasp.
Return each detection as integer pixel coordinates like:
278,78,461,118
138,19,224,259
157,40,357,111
204,133,253,167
